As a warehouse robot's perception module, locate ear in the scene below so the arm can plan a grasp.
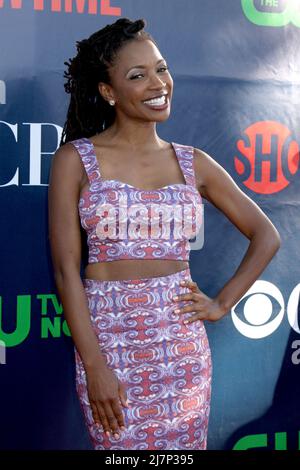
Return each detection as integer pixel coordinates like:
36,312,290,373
98,82,114,104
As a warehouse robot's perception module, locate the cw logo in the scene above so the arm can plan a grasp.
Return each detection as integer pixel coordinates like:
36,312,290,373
241,0,300,27
234,431,300,450
0,294,71,347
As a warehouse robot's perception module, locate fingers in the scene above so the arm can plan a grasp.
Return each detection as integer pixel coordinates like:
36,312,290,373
180,279,199,291
173,284,201,304
91,401,115,437
99,402,122,438
91,400,109,435
174,303,195,315
90,401,101,426
118,381,129,409
90,384,128,437
183,312,206,324
90,402,125,437
173,292,195,302
111,399,126,431
173,281,204,318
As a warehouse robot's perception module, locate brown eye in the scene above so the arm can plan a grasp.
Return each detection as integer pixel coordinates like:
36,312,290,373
158,66,169,72
130,74,144,80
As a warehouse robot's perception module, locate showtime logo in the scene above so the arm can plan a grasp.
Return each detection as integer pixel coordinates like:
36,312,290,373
235,121,299,194
0,0,121,16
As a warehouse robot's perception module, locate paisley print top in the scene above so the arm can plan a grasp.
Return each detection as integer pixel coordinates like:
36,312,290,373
69,137,203,264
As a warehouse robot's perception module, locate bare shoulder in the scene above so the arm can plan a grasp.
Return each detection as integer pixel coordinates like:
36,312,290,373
193,147,230,196
49,142,84,187
52,141,81,168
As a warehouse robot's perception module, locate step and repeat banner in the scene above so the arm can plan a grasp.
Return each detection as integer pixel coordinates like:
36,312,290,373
0,0,299,450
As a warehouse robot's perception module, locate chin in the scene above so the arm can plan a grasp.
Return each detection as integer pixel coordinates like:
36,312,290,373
156,114,171,123
145,109,172,123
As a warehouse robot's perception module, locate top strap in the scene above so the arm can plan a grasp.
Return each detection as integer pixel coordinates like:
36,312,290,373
172,142,197,188
69,137,101,184
70,138,196,188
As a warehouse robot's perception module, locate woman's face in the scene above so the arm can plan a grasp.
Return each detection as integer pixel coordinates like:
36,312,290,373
100,38,173,123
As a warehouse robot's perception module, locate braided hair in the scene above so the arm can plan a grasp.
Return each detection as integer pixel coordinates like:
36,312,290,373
60,17,156,146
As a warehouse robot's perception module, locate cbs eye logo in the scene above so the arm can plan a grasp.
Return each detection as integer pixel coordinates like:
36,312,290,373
231,280,300,339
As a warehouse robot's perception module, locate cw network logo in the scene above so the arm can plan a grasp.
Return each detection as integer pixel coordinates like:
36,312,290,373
231,280,299,339
0,0,121,16
241,0,300,28
235,121,299,194
234,430,300,450
0,294,71,348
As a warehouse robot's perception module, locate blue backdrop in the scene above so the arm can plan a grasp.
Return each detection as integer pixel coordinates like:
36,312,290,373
0,0,299,450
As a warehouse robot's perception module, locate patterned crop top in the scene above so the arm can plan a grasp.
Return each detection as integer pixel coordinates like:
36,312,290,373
70,137,203,264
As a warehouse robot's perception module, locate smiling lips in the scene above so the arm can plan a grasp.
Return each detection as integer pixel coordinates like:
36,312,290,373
142,93,169,109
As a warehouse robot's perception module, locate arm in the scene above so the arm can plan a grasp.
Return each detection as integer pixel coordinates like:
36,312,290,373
48,144,127,435
196,148,280,314
175,147,281,323
48,143,107,370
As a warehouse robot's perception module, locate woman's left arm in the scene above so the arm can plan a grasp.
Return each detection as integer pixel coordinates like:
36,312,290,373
178,147,281,323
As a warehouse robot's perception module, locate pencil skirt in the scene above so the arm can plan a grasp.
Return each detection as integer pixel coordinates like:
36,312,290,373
75,267,212,450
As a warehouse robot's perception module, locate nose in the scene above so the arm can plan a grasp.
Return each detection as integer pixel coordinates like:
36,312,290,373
149,73,167,89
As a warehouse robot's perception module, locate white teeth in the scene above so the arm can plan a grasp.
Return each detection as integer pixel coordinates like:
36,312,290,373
143,95,167,106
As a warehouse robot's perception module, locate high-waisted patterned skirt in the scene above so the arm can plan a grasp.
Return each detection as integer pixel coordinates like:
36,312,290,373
75,267,212,450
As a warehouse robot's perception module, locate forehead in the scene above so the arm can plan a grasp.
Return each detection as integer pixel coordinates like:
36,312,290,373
113,39,163,69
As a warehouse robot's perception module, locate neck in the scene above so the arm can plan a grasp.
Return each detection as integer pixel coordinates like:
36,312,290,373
103,116,163,150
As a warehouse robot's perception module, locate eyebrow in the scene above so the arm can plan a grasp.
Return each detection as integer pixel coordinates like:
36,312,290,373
126,59,166,74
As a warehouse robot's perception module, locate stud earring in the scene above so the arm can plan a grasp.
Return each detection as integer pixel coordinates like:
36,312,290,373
109,99,115,106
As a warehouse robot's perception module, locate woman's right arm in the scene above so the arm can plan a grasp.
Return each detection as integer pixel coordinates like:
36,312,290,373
48,144,128,437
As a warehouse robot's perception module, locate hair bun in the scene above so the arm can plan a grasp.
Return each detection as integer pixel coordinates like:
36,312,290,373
123,18,146,37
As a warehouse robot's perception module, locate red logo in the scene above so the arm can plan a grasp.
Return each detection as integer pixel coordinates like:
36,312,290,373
0,0,121,16
235,121,299,194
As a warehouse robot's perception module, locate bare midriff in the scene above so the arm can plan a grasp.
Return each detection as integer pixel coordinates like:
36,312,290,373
84,259,189,281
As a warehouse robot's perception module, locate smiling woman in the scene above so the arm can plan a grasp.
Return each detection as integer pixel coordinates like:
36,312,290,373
97,38,173,122
48,17,280,451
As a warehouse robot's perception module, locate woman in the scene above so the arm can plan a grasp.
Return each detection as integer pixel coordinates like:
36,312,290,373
48,18,280,450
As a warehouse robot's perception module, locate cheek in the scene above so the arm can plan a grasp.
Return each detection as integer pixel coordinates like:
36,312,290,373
167,74,174,91
119,84,146,102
